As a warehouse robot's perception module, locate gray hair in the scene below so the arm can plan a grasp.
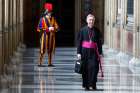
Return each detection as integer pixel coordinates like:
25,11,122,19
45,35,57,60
86,14,95,20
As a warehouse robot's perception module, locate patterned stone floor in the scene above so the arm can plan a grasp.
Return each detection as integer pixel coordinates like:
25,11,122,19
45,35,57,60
1,47,140,93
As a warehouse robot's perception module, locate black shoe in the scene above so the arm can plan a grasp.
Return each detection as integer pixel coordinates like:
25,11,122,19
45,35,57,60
85,86,90,91
82,84,85,88
38,64,41,66
92,85,97,90
38,64,46,67
48,64,55,67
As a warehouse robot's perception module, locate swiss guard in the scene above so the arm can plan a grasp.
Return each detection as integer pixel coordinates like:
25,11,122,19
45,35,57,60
37,3,59,67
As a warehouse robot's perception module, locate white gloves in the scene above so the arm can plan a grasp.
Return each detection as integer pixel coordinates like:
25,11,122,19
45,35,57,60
77,54,81,60
49,27,54,31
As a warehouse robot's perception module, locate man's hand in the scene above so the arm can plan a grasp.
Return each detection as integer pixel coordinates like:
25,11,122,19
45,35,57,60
49,27,54,31
77,54,81,60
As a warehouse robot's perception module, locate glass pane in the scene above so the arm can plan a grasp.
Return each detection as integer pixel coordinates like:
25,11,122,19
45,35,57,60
126,0,134,27
127,0,134,15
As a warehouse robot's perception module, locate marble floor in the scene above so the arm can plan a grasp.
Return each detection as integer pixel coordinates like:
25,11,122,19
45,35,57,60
1,47,140,93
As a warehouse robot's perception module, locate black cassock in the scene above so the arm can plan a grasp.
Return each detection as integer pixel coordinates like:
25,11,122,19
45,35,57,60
77,26,102,87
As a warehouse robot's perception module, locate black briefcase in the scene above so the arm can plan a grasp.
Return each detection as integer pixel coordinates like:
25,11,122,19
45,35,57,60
74,59,82,74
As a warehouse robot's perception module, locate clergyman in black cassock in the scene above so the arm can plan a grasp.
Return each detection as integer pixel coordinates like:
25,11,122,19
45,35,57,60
77,14,102,90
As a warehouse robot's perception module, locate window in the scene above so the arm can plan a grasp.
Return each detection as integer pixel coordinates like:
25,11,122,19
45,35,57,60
127,0,134,15
126,0,134,27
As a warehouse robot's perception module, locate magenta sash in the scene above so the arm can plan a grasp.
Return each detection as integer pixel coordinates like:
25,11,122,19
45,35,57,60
82,41,97,48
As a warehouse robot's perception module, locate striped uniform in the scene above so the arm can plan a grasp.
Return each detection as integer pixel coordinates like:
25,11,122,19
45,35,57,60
37,15,59,66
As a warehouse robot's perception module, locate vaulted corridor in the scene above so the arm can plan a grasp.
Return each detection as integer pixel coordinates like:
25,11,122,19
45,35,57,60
1,0,140,93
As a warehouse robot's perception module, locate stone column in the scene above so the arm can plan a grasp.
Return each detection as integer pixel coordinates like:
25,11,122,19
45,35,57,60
112,0,117,49
137,0,140,58
20,0,24,43
16,0,19,45
13,0,17,51
104,0,119,56
104,0,108,45
110,0,113,48
4,0,10,63
0,0,2,75
138,0,140,58
120,0,126,52
74,0,82,45
108,0,111,48
104,0,115,53
104,0,110,46
110,0,118,50
17,0,20,45
113,0,120,50
133,0,139,58
9,0,13,56
120,0,127,53
1,0,9,88
107,0,112,49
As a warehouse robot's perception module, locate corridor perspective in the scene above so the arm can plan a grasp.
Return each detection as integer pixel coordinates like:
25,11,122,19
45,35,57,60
0,0,140,93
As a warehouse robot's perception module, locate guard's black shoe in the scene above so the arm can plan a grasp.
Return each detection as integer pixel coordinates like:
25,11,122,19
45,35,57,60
48,64,55,67
38,64,46,67
38,64,41,66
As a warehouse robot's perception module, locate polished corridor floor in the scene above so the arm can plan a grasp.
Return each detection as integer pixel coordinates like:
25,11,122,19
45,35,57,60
1,47,140,93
